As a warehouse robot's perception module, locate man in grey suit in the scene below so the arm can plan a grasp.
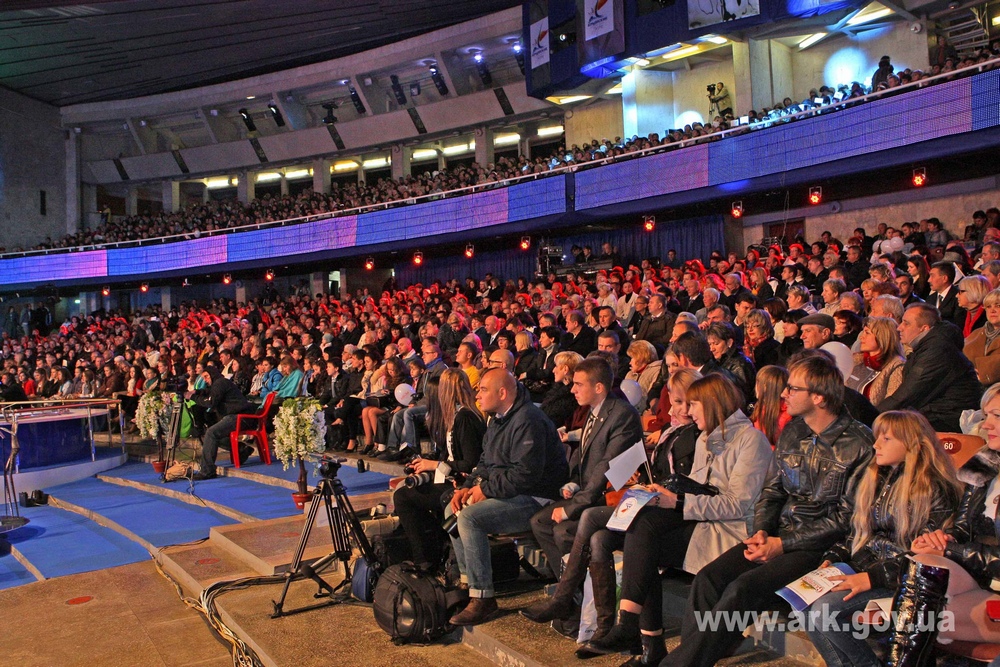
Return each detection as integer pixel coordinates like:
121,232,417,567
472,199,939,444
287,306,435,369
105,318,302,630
529,356,643,581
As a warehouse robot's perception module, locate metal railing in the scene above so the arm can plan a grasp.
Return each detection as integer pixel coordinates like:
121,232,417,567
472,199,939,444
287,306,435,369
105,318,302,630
5,56,998,261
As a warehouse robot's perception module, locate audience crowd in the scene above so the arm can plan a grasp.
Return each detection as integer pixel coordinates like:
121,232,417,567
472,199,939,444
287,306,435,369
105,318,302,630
12,46,1000,256
7,200,1000,662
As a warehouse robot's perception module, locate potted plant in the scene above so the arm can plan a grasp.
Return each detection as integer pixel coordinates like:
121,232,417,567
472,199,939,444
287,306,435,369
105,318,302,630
272,397,327,508
137,391,176,473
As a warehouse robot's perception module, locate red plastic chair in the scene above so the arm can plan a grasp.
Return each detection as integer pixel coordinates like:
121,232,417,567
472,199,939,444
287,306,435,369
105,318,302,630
229,392,276,468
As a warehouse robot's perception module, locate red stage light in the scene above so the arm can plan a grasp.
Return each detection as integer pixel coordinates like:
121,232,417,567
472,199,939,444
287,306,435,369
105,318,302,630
912,168,926,187
808,186,822,205
140,283,149,293
520,236,531,251
643,215,655,232
413,252,423,266
731,201,743,218
364,257,374,270
465,244,474,259
101,286,110,297
223,274,232,285
264,269,274,281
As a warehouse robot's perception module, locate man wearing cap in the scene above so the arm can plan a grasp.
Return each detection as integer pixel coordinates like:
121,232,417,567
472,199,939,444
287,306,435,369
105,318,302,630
798,313,835,349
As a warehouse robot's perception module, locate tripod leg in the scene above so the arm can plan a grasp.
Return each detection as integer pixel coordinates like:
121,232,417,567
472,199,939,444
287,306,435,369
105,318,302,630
271,479,330,618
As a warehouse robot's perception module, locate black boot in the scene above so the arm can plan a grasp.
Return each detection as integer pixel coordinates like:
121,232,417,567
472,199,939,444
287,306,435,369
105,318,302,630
620,633,667,666
589,560,619,641
885,559,951,667
521,546,591,624
580,609,642,657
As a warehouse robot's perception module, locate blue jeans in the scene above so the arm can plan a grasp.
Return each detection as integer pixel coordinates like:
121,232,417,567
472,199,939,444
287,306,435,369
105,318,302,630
447,494,542,598
388,404,427,449
806,586,891,667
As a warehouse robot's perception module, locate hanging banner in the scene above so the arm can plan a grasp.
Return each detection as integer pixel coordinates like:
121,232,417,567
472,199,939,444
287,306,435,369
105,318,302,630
688,0,761,30
583,0,614,40
530,18,550,68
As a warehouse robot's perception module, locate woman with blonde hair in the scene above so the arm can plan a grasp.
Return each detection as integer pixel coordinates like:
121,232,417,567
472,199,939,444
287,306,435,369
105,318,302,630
540,350,583,430
750,365,790,447
625,340,661,409
396,369,486,569
964,287,1000,385
846,316,906,405
513,330,537,379
805,410,962,667
957,274,991,337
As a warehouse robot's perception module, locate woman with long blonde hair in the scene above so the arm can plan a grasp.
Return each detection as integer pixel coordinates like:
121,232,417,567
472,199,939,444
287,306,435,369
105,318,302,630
395,369,486,568
805,410,962,667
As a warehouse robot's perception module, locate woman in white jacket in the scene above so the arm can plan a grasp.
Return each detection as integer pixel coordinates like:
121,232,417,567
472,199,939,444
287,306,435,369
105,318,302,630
582,373,775,664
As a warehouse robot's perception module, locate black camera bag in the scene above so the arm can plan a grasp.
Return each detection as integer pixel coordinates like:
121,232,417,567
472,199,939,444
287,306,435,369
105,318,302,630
372,561,466,644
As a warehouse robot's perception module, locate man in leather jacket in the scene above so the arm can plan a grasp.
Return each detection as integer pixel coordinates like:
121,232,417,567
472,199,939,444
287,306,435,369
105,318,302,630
662,351,873,667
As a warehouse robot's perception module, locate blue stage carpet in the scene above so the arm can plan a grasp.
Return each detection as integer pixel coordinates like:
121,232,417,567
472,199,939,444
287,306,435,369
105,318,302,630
217,458,392,496
104,462,305,520
44,477,236,547
4,505,150,580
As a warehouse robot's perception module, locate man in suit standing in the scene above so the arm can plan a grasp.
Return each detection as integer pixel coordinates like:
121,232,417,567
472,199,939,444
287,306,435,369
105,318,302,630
928,261,964,328
561,310,598,357
528,357,642,591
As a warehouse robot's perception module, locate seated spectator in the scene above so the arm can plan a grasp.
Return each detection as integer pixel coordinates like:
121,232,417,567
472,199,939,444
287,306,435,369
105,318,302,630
192,367,258,480
446,370,568,626
750,365,790,446
878,303,982,431
624,340,661,411
847,317,905,406
706,322,756,404
832,309,863,348
540,351,583,430
394,370,485,569
963,287,1000,386
957,274,991,337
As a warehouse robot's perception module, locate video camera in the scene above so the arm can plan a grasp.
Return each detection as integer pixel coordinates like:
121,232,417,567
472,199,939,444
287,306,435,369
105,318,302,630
707,83,717,95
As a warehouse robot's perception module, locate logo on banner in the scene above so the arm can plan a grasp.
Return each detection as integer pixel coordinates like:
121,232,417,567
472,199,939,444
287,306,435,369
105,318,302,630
530,18,549,68
585,0,614,40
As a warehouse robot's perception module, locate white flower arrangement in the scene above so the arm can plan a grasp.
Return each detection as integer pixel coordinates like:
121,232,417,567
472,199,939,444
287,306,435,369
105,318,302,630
136,391,176,439
272,397,327,471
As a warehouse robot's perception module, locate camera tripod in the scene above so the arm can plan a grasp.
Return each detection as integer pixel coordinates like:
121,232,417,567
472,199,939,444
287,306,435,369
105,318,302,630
270,458,380,618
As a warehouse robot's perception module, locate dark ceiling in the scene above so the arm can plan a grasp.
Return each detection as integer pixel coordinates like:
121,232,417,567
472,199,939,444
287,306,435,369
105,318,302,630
0,0,523,107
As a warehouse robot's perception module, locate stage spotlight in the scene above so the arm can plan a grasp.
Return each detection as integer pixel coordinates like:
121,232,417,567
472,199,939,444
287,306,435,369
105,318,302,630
101,286,110,297
410,82,421,97
140,282,149,293
389,75,407,106
348,85,366,114
808,186,822,205
520,236,531,251
513,41,526,74
731,201,744,218
643,215,656,232
413,251,423,266
322,103,338,125
429,63,449,95
267,102,285,127
364,257,374,270
912,167,926,187
473,53,493,87
465,244,475,258
223,273,232,285
182,278,190,287
264,269,275,281
238,108,257,133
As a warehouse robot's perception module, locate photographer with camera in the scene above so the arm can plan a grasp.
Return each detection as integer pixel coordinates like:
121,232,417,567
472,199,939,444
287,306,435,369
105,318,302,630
393,370,486,569
446,368,569,626
707,81,733,118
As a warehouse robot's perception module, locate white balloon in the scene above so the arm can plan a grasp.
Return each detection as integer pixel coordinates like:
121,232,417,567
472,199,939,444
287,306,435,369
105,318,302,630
619,379,644,409
394,383,416,406
888,236,904,252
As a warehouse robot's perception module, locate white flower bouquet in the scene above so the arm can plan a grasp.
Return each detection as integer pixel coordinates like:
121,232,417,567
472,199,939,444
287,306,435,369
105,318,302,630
136,391,176,440
273,398,327,493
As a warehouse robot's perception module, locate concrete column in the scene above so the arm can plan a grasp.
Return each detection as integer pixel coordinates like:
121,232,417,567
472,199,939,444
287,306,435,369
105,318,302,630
519,134,531,158
622,69,674,138
235,284,247,304
65,130,82,234
310,271,326,297
279,174,289,196
312,159,331,194
474,127,494,167
237,172,255,203
160,287,172,311
437,152,447,171
162,180,181,213
390,144,411,180
731,41,750,117
125,187,139,216
81,184,98,230
202,183,211,203
357,165,366,185
83,291,100,315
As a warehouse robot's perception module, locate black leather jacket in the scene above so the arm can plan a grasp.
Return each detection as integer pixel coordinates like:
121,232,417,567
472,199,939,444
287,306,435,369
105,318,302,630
823,465,958,589
945,447,1000,590
753,410,873,553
